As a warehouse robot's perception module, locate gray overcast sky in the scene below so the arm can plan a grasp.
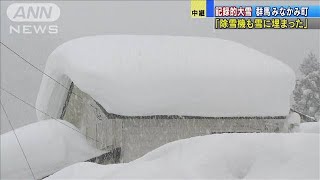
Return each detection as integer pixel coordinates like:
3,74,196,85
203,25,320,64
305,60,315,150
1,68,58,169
1,1,319,133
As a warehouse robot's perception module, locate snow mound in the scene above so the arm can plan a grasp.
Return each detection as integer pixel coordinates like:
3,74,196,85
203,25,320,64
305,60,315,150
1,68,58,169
299,122,320,133
47,133,319,179
36,35,295,119
287,112,301,124
0,120,105,179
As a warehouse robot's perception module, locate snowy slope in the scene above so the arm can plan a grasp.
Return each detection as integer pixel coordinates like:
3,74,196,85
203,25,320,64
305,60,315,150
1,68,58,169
0,120,105,179
36,35,295,119
47,132,319,179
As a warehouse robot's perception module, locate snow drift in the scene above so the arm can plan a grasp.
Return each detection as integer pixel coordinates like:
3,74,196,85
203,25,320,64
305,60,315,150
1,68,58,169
0,120,104,179
299,122,320,133
36,35,295,119
47,132,319,179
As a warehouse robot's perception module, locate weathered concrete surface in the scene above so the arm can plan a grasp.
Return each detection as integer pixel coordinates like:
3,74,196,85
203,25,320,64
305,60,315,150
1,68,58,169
121,118,286,162
61,83,122,152
61,83,288,163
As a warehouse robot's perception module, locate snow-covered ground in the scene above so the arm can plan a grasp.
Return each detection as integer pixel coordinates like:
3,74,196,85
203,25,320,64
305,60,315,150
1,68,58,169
0,120,105,179
1,118,318,179
299,122,320,133
48,122,319,179
36,35,295,120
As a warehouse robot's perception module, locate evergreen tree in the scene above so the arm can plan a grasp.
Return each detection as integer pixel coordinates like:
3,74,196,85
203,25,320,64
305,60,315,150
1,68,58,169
293,53,320,121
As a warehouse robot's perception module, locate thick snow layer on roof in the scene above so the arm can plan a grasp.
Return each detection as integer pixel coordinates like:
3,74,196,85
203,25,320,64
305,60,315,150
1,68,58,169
47,133,319,179
36,35,295,119
0,120,104,179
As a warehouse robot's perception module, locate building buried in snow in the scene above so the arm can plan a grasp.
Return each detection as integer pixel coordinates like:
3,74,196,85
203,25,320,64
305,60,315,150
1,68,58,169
36,35,296,163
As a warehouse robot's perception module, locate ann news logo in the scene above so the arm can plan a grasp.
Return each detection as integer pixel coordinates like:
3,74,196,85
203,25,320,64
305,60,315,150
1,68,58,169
7,3,60,34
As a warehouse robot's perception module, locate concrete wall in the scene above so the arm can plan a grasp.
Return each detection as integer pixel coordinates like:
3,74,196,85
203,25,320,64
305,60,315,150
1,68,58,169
121,118,286,162
61,83,288,163
61,83,122,152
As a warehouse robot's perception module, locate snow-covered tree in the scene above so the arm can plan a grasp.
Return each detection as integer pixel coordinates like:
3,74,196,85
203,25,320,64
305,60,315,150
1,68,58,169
299,53,320,76
293,53,320,121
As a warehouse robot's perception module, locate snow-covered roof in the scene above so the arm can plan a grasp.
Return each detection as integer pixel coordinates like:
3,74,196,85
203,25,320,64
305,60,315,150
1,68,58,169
36,35,295,119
